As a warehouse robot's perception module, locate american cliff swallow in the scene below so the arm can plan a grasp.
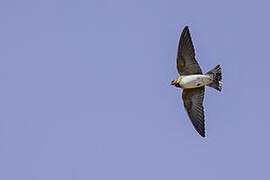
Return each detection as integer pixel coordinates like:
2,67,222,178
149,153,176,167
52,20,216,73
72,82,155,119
171,26,222,137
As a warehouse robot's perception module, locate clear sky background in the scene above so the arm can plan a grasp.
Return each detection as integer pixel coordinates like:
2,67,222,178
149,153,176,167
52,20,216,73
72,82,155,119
1,0,270,179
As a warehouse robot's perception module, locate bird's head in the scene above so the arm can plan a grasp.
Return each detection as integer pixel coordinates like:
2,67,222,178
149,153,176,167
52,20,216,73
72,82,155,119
170,79,177,86
170,77,181,88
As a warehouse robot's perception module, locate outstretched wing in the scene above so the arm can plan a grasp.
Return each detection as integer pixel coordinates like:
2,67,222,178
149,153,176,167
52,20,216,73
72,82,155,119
182,87,205,137
176,26,202,75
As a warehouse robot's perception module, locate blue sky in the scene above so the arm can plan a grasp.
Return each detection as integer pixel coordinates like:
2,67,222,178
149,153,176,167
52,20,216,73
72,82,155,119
1,0,270,179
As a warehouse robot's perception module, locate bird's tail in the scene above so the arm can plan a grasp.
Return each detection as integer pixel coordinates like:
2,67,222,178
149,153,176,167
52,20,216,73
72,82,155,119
206,65,222,91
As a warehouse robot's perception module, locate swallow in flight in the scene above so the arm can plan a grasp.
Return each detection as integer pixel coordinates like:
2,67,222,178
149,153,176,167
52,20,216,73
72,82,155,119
171,26,222,137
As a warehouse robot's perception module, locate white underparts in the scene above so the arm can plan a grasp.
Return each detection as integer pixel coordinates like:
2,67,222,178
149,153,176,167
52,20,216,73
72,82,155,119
179,75,212,89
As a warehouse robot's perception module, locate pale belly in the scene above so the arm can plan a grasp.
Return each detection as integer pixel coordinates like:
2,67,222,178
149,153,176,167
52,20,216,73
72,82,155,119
180,75,212,89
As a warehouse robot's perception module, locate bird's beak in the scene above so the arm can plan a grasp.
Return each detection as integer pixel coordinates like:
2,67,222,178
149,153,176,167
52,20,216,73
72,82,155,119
170,81,175,86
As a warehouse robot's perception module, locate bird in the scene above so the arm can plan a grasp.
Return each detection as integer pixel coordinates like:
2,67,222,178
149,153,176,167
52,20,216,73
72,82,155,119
170,26,222,137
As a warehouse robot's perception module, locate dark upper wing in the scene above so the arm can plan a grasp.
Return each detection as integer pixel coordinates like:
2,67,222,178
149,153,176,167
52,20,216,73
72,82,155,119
176,26,202,75
182,87,205,137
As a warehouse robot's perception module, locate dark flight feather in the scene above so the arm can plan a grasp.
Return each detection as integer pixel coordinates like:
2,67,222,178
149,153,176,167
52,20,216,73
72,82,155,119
176,26,202,75
182,87,205,137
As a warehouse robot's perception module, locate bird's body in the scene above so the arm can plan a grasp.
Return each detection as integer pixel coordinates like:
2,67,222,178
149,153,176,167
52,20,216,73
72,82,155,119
173,74,213,89
171,26,222,137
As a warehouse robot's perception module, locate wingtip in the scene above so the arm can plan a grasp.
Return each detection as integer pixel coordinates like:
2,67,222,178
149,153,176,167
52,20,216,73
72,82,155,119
183,26,189,31
199,131,205,137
